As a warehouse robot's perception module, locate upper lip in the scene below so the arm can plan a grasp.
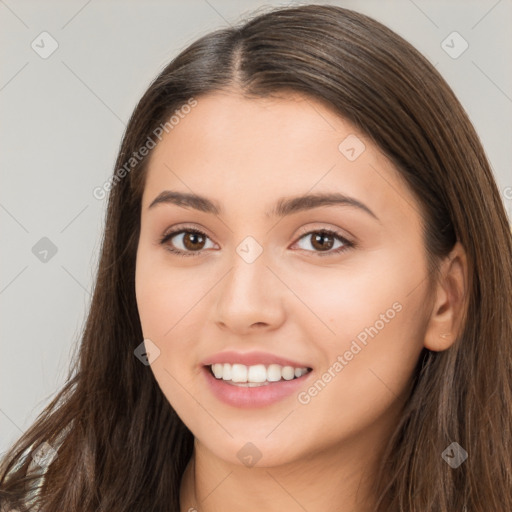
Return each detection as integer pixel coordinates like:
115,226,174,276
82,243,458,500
201,350,312,369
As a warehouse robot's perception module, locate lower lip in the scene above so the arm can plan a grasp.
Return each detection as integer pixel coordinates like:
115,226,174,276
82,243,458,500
201,366,314,408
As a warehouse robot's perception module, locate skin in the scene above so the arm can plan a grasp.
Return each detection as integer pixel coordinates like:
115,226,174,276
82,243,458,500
135,89,468,512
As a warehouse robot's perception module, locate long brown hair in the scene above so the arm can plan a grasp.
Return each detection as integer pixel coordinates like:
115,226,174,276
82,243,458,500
1,4,511,511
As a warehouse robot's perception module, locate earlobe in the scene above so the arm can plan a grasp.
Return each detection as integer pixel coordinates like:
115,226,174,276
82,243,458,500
423,241,469,352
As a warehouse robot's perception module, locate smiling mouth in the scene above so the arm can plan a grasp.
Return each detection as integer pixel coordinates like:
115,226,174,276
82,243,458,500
206,363,313,387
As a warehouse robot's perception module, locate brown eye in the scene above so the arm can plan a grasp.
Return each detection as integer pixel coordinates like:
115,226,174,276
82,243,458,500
309,232,335,251
181,231,207,251
160,227,354,258
294,229,354,257
160,228,215,257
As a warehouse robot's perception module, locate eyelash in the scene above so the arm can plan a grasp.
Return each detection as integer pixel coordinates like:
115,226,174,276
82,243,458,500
159,225,355,258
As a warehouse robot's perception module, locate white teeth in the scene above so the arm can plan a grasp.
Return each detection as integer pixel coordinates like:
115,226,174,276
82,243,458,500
210,363,310,383
231,364,247,382
267,364,282,382
248,364,266,383
281,366,295,380
222,363,232,381
212,364,223,379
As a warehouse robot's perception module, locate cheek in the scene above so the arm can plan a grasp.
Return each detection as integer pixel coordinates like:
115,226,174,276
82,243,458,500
288,250,406,339
135,250,205,417
288,255,426,429
291,304,424,448
134,247,213,404
135,246,204,338
291,241,427,342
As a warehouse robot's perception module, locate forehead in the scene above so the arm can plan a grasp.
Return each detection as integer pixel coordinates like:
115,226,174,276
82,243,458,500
142,90,421,227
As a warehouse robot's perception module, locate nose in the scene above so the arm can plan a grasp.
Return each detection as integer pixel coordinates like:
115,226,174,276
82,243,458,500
212,249,286,334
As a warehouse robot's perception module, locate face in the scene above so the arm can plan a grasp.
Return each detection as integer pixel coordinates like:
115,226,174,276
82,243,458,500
135,90,432,468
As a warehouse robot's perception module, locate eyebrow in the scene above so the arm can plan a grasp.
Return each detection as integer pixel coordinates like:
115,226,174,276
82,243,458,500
148,190,379,221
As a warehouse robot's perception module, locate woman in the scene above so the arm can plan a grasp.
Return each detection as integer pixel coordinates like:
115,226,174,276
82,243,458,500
1,4,511,511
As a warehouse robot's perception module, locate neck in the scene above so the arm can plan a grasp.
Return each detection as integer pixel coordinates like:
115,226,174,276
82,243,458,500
179,426,392,512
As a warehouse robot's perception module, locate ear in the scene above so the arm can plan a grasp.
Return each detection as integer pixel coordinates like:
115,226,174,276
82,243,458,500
424,241,469,352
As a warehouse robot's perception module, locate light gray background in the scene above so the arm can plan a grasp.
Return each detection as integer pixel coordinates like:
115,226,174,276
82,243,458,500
1,0,511,457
